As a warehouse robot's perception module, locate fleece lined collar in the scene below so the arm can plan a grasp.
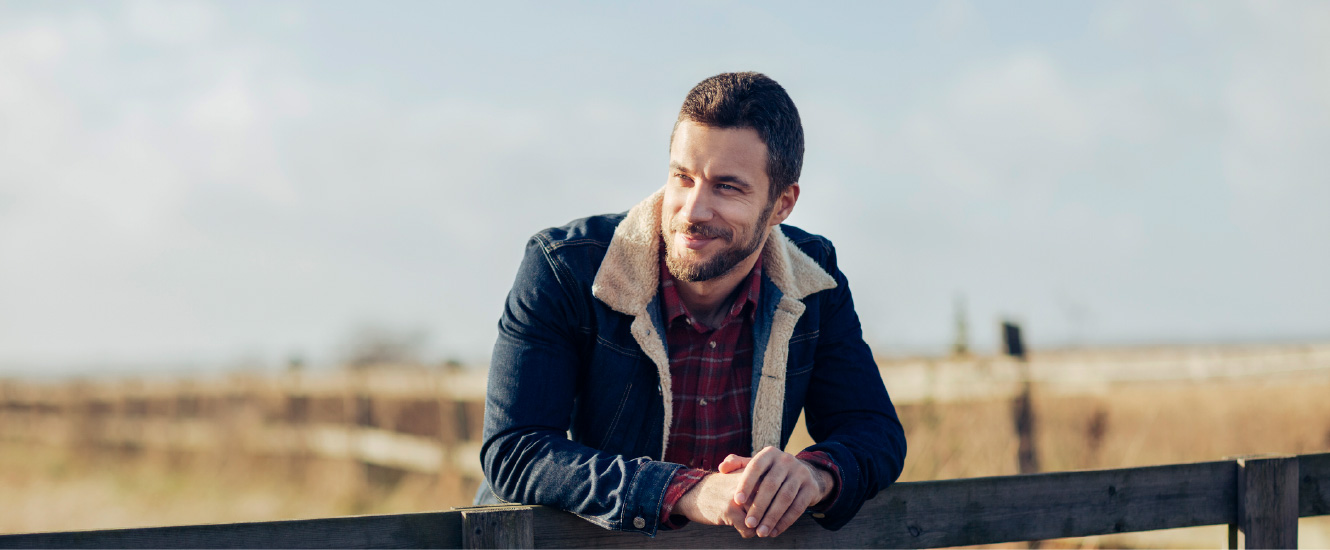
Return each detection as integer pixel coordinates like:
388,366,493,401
590,189,837,457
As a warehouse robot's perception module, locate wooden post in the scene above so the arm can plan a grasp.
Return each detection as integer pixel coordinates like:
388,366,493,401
462,507,534,549
1229,454,1298,549
1003,321,1039,475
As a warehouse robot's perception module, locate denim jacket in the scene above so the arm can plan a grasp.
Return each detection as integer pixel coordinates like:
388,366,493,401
476,190,906,535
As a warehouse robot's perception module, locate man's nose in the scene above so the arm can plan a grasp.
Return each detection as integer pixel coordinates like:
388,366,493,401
678,183,713,224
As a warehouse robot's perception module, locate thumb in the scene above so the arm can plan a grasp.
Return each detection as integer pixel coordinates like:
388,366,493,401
718,454,751,474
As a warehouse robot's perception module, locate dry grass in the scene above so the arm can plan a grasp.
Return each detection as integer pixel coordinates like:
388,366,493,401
885,373,1330,549
0,444,478,535
894,374,1330,483
4,359,1330,547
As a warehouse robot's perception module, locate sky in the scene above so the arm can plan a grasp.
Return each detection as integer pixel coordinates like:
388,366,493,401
0,1,1327,375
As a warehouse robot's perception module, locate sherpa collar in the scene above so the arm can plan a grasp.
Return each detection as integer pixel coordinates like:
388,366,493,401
590,188,837,457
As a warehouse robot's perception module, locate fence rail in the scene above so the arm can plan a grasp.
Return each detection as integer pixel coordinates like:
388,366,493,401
3,452,1326,549
0,369,488,477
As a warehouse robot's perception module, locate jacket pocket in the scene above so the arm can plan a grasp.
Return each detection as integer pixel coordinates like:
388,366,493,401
597,378,634,450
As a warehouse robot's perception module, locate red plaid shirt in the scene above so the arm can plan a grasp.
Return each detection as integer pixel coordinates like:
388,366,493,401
656,253,841,528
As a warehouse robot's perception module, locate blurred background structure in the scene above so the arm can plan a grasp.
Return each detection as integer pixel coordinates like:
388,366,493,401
1,1,1328,547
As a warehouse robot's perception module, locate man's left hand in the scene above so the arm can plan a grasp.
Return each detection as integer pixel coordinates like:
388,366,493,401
723,446,833,537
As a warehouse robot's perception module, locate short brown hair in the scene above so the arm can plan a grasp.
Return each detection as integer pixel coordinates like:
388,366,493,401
672,72,804,203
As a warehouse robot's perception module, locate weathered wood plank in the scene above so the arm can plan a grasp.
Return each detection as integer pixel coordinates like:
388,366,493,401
462,507,534,549
1299,452,1330,517
510,459,1239,548
10,453,1321,550
1234,455,1298,549
0,510,462,549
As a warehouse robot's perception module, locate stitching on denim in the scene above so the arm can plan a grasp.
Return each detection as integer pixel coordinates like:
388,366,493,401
647,463,673,535
595,335,641,358
546,237,609,251
786,361,816,377
597,378,635,450
534,233,590,328
789,330,820,344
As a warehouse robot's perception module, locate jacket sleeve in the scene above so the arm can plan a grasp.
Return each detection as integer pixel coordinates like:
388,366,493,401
799,240,908,530
480,234,682,535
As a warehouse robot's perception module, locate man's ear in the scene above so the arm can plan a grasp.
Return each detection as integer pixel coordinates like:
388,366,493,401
767,183,800,227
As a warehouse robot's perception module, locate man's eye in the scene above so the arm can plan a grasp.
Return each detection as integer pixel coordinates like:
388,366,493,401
716,183,736,191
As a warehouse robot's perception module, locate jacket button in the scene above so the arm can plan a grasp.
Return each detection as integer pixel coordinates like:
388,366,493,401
633,516,646,529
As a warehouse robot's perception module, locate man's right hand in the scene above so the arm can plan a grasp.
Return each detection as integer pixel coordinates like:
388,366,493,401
672,463,757,537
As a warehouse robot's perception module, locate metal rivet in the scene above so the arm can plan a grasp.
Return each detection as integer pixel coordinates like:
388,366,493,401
633,516,646,529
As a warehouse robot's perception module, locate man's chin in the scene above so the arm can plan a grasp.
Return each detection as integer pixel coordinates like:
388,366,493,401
666,255,735,283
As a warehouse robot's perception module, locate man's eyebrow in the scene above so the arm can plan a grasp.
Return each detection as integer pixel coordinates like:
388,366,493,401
669,162,753,191
713,174,752,191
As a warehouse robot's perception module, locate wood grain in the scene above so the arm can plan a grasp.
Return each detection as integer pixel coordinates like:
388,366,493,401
510,459,1240,548
0,510,462,549
2,453,1326,549
1299,452,1330,517
462,507,534,549
1234,455,1298,549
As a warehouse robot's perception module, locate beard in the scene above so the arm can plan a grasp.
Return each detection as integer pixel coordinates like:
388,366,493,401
664,202,774,283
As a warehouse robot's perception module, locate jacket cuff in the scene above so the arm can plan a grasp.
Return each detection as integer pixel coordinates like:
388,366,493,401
795,450,843,513
622,460,686,535
800,441,863,530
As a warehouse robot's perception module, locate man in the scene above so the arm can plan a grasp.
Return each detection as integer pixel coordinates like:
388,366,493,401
476,72,906,538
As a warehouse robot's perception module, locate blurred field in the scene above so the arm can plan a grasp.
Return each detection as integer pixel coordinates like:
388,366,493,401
3,343,1330,547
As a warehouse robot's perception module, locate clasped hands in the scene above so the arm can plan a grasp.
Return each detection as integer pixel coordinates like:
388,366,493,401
673,446,833,538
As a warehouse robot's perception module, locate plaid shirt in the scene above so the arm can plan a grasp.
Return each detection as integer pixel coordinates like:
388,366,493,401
656,253,841,528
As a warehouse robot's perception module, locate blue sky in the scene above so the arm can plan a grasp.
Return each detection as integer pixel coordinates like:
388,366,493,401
1,1,1327,374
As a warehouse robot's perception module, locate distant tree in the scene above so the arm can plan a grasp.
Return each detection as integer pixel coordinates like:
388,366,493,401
341,324,427,370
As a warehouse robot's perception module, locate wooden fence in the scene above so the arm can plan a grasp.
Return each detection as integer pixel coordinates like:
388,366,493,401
2,452,1326,549
0,369,488,478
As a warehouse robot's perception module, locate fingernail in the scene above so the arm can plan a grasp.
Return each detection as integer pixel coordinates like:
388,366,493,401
758,525,771,537
735,492,746,504
746,516,758,528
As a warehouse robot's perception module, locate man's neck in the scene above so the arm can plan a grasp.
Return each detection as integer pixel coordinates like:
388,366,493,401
674,236,767,328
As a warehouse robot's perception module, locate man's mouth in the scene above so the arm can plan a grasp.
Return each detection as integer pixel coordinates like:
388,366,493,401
680,233,716,250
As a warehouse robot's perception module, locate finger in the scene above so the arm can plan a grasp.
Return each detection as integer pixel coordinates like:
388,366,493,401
718,454,751,475
745,462,791,530
735,446,778,505
770,485,815,537
755,476,799,536
726,506,757,538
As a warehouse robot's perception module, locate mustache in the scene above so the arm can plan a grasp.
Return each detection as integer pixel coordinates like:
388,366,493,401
672,220,733,241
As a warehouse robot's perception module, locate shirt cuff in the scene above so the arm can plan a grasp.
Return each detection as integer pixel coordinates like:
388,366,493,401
658,467,709,529
796,450,843,513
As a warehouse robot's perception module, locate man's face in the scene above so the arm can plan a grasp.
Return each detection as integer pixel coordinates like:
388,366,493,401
662,121,777,283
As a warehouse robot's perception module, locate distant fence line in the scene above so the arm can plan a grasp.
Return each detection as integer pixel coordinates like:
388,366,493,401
1,452,1325,549
5,345,1329,470
0,368,488,477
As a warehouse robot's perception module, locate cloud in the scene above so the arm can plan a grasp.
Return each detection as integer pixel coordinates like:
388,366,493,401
917,0,984,42
1,2,1327,370
125,0,219,45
